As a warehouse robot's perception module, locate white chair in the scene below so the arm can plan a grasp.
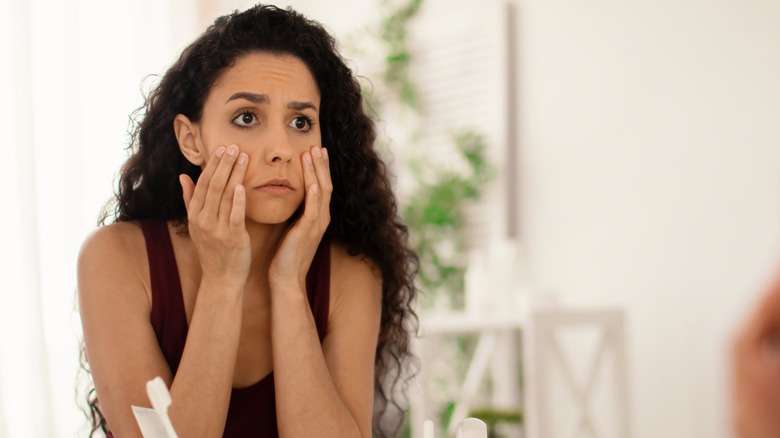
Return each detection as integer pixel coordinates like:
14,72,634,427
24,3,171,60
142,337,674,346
410,314,524,438
522,307,630,438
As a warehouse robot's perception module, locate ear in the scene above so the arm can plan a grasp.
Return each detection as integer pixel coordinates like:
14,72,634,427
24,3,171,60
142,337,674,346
174,114,205,166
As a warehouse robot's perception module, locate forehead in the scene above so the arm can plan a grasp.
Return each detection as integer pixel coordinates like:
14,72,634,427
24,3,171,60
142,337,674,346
208,52,320,104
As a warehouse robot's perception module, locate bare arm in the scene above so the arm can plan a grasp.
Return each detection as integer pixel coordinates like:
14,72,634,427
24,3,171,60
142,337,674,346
272,248,382,438
79,145,251,437
269,146,382,438
78,225,243,437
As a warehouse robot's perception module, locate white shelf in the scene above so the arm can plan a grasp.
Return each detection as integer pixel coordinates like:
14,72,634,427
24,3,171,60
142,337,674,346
419,312,526,335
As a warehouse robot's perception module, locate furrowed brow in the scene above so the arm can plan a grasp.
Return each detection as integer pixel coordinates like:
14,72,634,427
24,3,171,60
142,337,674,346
288,101,318,112
225,92,269,104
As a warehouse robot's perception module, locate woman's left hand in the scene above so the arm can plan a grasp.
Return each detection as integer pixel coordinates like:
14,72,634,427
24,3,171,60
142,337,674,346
269,145,332,291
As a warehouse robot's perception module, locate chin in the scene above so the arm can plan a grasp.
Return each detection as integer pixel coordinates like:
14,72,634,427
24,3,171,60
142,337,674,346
244,203,302,226
245,211,294,225
245,216,289,226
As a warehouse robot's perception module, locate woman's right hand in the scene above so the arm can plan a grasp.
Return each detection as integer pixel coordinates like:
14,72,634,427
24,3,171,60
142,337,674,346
179,144,251,289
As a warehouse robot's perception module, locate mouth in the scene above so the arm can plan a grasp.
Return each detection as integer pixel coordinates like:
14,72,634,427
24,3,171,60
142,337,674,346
254,178,295,195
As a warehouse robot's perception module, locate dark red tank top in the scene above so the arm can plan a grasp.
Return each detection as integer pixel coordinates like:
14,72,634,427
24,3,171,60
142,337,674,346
131,219,331,437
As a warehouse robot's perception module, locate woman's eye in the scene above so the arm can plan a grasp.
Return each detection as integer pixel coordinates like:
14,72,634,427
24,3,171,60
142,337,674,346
289,116,311,131
233,112,258,127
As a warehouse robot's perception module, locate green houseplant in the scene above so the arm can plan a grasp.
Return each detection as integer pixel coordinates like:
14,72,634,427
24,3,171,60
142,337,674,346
346,0,522,435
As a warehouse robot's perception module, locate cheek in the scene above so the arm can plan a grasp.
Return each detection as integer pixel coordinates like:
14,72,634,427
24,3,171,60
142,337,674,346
196,134,221,167
293,130,322,157
196,121,241,163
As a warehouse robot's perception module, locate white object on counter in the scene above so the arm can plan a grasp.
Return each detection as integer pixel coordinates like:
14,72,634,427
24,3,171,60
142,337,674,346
422,420,435,438
131,405,170,438
131,376,179,438
455,417,488,438
146,376,178,438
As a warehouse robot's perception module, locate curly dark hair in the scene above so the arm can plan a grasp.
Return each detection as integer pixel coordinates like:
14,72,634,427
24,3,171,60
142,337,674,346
79,4,418,437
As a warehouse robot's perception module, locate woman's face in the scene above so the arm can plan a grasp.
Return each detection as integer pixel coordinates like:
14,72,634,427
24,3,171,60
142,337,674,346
187,52,322,225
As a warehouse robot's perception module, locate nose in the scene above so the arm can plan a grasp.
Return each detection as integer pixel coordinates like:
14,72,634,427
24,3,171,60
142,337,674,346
264,124,293,164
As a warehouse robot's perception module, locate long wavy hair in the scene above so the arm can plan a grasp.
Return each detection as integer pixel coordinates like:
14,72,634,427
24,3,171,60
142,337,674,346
79,4,418,437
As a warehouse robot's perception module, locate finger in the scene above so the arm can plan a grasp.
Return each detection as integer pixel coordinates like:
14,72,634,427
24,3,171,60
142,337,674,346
202,144,240,218
219,151,248,224
179,174,195,213
311,146,333,202
229,184,246,233
310,147,331,228
299,151,320,224
188,146,226,214
300,181,320,226
302,150,319,199
303,151,318,194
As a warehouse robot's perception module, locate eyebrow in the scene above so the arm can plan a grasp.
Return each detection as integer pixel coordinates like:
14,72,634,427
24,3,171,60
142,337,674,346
225,91,318,112
226,91,269,104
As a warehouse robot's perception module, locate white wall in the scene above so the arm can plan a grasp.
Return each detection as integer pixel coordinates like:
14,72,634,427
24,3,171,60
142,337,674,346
513,1,780,437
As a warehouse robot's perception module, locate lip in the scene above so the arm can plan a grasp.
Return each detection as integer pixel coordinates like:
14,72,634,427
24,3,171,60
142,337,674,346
254,178,295,195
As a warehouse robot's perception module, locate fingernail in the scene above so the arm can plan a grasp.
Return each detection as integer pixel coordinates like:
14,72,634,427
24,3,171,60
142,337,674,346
312,146,322,158
238,153,247,165
322,148,328,159
304,152,312,164
227,145,238,156
216,147,226,157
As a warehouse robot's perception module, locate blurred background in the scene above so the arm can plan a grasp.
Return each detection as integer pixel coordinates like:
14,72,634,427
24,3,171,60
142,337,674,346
2,0,780,436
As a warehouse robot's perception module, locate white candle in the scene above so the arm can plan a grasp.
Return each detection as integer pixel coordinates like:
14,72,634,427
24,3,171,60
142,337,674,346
423,420,435,438
455,417,488,438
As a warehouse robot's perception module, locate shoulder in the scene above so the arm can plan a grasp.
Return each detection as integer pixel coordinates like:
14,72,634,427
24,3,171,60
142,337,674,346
329,243,382,292
78,221,147,271
328,242,382,316
78,221,151,307
80,220,145,250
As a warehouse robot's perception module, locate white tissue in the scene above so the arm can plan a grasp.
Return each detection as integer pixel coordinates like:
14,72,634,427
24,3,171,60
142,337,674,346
131,405,171,438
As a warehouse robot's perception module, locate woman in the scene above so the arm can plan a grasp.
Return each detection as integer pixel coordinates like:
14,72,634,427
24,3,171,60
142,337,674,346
78,5,417,437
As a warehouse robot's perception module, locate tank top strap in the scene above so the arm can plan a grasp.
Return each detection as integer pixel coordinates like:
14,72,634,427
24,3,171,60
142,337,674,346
138,219,188,374
305,235,331,342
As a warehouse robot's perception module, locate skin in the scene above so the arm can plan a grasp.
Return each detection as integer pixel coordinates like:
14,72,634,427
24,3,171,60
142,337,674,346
78,52,382,437
732,271,780,438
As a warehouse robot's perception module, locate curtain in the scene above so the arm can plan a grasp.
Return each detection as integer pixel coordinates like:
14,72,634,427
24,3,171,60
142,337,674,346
0,0,198,435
